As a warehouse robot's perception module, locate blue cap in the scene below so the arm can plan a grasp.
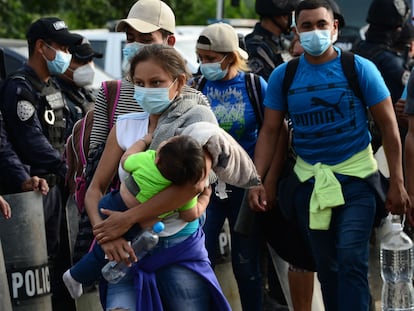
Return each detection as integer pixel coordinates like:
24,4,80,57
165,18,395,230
153,221,165,233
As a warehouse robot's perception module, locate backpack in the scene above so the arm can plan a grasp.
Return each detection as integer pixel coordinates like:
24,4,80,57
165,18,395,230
194,72,264,128
65,79,121,213
280,51,388,225
282,51,382,153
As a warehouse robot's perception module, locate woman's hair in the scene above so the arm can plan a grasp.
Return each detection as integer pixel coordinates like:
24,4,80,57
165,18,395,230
197,35,250,72
157,135,205,186
128,44,192,82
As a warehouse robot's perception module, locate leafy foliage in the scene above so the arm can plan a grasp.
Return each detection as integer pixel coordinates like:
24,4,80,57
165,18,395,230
0,0,256,39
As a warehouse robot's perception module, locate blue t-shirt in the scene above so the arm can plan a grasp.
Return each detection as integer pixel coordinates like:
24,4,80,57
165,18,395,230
265,48,390,165
200,71,267,157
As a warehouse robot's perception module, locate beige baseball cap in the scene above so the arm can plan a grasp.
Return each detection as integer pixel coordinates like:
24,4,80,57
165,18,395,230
116,0,175,34
196,23,248,60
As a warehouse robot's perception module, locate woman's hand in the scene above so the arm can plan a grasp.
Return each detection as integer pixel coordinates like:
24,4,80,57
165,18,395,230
100,237,137,266
93,209,133,244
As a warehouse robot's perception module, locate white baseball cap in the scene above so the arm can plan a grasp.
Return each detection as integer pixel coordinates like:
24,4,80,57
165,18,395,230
196,23,248,60
116,0,175,34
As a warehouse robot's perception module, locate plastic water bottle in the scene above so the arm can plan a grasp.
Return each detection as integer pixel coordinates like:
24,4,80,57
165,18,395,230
380,215,414,311
101,221,165,284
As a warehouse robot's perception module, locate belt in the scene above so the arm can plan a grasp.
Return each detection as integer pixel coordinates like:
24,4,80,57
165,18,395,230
124,174,140,197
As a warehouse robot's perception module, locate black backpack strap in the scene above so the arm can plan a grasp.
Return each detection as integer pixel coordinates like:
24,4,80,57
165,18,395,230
282,57,300,98
193,75,207,92
245,72,264,128
340,51,363,102
283,52,364,103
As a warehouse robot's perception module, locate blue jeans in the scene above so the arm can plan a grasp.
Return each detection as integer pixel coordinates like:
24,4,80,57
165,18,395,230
295,178,376,311
105,234,211,311
203,183,263,311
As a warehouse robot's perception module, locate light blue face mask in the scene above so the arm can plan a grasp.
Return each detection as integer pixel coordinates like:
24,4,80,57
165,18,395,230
122,42,149,74
43,44,72,75
299,29,332,56
199,55,228,81
133,80,177,114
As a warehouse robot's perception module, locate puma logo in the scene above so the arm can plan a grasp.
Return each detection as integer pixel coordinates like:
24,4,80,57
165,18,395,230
310,92,346,118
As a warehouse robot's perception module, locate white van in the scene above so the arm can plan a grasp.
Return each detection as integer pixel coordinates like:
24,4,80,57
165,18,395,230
74,28,202,79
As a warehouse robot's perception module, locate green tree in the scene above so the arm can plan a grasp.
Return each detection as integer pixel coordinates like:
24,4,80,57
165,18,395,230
0,0,256,40
0,0,33,39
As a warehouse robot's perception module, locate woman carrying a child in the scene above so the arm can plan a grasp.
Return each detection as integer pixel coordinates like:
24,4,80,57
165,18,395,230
84,44,238,311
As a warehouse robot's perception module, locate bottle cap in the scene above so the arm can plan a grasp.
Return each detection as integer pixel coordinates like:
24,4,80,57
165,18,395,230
152,221,165,233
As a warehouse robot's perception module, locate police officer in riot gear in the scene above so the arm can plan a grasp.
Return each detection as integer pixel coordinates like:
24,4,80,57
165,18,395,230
55,35,102,139
0,17,81,311
0,111,49,195
352,0,411,104
245,0,300,81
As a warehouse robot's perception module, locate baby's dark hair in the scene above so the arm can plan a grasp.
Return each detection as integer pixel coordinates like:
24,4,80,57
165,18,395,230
157,135,205,185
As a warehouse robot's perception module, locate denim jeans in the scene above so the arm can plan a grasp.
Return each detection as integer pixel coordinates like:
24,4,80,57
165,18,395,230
203,183,263,311
295,178,376,311
105,234,211,311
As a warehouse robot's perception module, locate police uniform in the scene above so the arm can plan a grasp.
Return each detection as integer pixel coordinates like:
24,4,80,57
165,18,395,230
55,76,94,138
245,23,286,81
353,40,410,104
352,0,411,103
0,111,31,194
1,64,68,257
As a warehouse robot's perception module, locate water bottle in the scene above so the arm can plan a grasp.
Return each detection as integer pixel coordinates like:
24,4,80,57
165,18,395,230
101,221,165,284
380,215,414,311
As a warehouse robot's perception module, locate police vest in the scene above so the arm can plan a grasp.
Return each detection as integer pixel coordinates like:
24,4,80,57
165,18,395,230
10,70,68,154
246,32,286,80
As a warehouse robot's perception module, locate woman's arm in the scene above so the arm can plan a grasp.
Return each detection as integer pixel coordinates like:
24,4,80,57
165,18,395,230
94,151,213,243
84,126,124,227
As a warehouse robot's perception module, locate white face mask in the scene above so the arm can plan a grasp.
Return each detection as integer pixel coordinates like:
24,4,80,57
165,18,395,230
72,63,95,87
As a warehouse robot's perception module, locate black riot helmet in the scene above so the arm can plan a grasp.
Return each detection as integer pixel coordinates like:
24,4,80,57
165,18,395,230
256,0,300,17
367,0,410,28
325,0,345,29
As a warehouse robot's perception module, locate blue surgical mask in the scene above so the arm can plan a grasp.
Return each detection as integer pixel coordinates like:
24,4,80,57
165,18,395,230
122,42,148,73
43,44,72,75
200,55,228,81
133,80,177,114
299,29,332,56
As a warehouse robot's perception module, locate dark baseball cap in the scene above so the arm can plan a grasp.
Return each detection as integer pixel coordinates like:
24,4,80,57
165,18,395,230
69,35,103,62
26,17,82,46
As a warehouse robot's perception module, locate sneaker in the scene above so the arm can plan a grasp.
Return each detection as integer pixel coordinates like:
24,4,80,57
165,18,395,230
62,269,83,299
